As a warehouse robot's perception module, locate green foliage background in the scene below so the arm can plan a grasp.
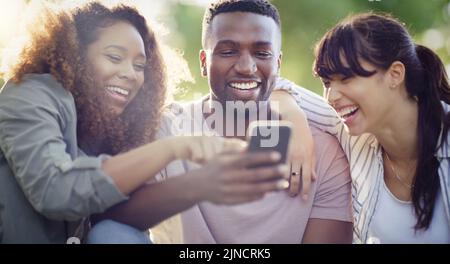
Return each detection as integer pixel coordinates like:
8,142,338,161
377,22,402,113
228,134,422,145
1,0,449,101
161,0,450,101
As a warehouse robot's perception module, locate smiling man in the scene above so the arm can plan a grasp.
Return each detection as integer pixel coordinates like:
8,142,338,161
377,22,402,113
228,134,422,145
198,5,283,139
173,0,353,243
91,0,353,244
200,9,281,103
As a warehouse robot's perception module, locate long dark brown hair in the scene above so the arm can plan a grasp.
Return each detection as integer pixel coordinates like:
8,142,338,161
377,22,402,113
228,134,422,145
313,13,450,230
2,2,167,155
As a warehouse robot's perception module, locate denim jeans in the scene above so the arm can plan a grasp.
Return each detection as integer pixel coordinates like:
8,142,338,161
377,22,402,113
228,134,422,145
86,219,152,244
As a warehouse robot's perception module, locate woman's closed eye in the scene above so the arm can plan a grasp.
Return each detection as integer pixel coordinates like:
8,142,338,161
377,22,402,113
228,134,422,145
106,54,122,63
322,79,331,88
133,63,145,72
341,76,353,83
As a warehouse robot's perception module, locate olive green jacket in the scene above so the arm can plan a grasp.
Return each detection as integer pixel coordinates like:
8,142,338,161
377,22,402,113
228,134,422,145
0,74,127,244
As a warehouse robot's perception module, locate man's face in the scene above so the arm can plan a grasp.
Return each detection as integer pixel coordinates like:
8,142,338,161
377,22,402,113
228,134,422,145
200,12,282,104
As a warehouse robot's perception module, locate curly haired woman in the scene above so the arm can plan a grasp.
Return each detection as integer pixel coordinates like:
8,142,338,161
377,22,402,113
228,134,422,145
0,2,276,244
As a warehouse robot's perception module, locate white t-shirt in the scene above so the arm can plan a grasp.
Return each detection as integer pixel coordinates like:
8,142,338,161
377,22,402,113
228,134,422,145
368,179,450,244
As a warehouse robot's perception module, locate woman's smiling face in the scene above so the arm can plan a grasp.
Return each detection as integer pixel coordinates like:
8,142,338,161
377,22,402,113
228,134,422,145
86,20,146,116
323,60,395,136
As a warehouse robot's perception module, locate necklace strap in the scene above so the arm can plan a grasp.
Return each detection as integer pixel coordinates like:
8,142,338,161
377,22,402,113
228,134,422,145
384,151,415,189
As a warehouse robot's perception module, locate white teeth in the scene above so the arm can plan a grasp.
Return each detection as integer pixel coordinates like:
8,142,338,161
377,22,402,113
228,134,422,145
337,106,359,118
106,86,129,96
229,82,258,90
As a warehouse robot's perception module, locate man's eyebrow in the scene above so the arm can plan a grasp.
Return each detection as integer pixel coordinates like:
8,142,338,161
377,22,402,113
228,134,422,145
253,41,273,47
215,40,239,47
215,40,274,48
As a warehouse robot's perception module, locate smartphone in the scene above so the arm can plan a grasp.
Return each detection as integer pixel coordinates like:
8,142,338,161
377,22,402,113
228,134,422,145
247,120,292,167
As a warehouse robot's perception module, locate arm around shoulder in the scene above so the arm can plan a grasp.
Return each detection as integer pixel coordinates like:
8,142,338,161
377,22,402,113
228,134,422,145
272,77,342,135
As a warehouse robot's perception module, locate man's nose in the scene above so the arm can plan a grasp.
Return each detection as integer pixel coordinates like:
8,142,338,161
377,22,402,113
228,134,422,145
234,53,257,75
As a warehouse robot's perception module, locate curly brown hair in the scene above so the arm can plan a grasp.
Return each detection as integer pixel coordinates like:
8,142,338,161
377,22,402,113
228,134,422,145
2,2,167,155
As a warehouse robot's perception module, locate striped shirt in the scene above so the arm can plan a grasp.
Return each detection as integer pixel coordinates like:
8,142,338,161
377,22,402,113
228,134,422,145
275,78,450,243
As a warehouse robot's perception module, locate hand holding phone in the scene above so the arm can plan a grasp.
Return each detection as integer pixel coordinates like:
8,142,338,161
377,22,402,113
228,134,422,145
247,120,292,167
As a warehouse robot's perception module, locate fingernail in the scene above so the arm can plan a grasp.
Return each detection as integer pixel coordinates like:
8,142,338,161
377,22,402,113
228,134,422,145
288,191,298,197
276,179,289,190
271,152,281,161
279,165,289,174
302,194,308,201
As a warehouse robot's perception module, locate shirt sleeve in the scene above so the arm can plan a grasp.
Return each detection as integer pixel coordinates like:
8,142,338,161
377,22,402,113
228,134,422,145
309,128,353,222
274,77,355,160
0,78,127,222
153,104,198,183
153,109,177,182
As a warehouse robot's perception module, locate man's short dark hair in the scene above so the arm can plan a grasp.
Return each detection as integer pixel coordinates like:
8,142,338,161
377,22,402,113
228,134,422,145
202,0,281,48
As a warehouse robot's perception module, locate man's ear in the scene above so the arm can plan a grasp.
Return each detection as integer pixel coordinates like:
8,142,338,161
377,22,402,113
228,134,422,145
277,51,283,76
387,61,406,88
199,50,207,77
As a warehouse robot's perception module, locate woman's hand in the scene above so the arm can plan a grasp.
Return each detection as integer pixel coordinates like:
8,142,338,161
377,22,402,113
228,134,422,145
271,90,317,200
190,151,289,205
169,136,247,163
284,109,317,199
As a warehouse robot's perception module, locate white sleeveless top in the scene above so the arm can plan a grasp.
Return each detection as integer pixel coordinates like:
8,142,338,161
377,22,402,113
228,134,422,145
368,179,450,243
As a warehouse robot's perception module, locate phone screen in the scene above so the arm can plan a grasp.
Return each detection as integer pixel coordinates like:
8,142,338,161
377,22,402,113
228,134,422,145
247,121,292,166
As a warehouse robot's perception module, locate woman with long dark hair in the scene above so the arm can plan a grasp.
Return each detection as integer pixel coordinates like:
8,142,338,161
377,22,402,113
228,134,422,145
274,13,450,243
